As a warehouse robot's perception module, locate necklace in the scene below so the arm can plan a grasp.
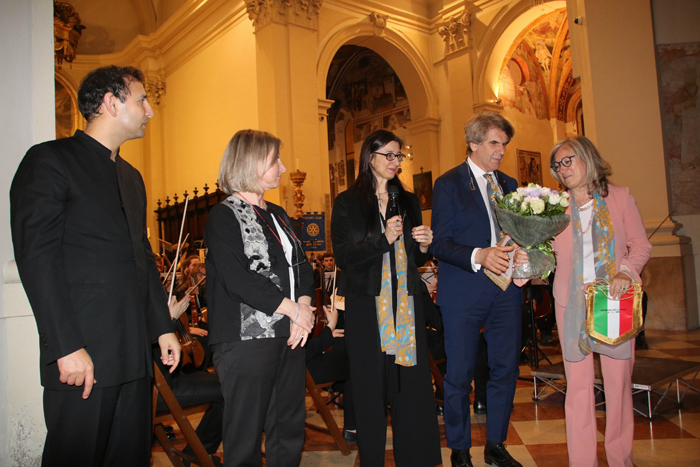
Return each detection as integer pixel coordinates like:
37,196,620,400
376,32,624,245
376,191,387,209
579,200,595,234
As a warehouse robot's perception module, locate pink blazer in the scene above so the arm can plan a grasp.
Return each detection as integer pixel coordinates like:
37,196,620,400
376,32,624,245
551,184,652,307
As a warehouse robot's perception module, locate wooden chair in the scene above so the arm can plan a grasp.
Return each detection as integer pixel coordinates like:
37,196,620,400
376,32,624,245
428,350,446,407
304,368,351,455
152,363,217,467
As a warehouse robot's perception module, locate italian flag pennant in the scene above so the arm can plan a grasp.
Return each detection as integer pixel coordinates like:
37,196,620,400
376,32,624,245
586,281,643,346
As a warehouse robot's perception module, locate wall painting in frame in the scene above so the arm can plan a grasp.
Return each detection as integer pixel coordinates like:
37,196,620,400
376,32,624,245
516,149,543,187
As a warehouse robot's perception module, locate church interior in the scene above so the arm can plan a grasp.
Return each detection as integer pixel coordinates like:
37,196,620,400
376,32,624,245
2,0,700,465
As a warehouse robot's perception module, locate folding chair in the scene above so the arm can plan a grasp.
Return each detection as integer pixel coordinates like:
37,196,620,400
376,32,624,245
304,368,351,455
152,363,216,467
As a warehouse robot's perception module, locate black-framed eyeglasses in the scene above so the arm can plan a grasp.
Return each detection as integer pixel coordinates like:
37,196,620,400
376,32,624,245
373,151,406,162
551,155,576,172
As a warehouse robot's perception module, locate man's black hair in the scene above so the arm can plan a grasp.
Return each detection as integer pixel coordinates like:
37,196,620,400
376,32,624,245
78,66,145,122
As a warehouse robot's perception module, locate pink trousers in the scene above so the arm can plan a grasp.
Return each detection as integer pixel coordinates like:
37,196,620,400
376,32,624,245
557,309,635,467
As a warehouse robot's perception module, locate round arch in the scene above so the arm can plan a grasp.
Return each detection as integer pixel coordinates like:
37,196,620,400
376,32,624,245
473,0,567,107
317,21,439,121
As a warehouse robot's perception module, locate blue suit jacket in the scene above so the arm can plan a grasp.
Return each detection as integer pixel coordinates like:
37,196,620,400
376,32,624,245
431,161,519,310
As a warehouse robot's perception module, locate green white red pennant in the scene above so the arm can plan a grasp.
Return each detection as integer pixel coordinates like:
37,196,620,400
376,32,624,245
586,281,643,346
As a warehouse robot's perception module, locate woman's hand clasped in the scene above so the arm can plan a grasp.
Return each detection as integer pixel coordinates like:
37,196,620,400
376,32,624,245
384,215,403,244
287,302,315,349
412,225,433,253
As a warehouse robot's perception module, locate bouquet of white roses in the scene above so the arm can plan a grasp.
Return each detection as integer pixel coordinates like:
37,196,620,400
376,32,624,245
492,183,571,280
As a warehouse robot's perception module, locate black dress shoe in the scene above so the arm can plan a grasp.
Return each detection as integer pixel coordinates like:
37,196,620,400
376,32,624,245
473,400,487,414
450,449,473,467
342,429,357,444
484,442,522,467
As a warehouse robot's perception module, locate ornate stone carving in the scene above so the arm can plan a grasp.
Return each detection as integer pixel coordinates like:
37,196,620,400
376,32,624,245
245,0,322,31
144,78,166,106
369,12,389,37
438,12,470,56
54,2,86,67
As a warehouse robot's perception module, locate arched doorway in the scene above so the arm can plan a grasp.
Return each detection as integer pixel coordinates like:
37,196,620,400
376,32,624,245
317,23,439,209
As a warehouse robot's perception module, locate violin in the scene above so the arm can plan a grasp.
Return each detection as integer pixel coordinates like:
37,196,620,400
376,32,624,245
173,275,207,373
173,312,206,373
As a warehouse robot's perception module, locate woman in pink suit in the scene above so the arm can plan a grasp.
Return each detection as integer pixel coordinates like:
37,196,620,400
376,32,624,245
549,136,651,467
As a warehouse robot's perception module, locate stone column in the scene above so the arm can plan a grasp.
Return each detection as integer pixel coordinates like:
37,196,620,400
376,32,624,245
567,0,697,330
247,0,325,212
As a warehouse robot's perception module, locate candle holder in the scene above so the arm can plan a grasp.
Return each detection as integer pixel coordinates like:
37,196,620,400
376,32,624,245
289,170,307,219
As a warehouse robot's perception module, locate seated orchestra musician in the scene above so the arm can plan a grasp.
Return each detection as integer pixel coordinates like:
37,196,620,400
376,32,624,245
306,303,357,444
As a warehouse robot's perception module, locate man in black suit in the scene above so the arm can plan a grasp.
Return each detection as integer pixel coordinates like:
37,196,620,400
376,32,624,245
11,66,180,466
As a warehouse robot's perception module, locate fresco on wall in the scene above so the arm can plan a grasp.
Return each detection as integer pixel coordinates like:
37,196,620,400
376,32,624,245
657,42,700,215
327,46,410,143
498,8,580,126
326,45,411,196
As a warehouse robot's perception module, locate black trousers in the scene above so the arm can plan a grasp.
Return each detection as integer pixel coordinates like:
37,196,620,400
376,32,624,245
345,295,441,467
213,338,305,467
42,376,151,467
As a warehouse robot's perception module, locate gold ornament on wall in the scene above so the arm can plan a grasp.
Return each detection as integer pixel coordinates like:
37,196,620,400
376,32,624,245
144,78,167,106
54,2,85,67
289,170,307,219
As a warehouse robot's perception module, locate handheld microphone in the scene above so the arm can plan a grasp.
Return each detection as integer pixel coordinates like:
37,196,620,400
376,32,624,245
386,186,401,220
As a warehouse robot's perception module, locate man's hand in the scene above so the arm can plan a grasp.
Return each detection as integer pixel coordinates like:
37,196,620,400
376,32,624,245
475,245,515,275
158,333,181,373
57,348,96,399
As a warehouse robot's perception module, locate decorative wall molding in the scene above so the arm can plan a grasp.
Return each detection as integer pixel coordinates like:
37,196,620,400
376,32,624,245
369,11,389,36
438,12,470,56
473,101,503,114
404,117,441,135
144,77,166,106
318,98,335,121
245,0,323,32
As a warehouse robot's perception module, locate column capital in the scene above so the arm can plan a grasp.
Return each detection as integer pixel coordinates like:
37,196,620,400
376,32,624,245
245,0,322,32
437,11,471,57
144,76,166,106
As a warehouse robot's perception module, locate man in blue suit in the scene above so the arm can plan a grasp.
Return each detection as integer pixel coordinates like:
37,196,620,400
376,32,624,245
432,112,526,467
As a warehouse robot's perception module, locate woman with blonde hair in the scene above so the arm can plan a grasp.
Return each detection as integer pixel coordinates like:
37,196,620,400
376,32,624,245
549,136,651,466
204,129,315,467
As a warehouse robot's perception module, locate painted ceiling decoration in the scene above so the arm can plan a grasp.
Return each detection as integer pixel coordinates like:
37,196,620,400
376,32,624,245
498,8,581,125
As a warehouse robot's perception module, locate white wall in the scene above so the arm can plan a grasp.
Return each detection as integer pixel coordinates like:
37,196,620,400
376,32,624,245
0,0,55,464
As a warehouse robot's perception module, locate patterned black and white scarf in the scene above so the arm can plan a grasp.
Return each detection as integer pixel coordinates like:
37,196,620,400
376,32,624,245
223,195,284,340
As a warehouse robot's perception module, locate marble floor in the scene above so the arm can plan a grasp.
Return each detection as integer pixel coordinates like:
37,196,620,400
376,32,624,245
152,329,700,466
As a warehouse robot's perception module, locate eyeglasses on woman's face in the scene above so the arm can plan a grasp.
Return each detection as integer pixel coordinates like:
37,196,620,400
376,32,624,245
551,154,576,172
373,151,406,162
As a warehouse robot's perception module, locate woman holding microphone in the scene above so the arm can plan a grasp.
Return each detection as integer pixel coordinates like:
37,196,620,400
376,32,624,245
331,129,441,467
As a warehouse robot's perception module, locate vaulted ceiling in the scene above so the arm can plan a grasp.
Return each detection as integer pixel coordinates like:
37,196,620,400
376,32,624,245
66,0,187,54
